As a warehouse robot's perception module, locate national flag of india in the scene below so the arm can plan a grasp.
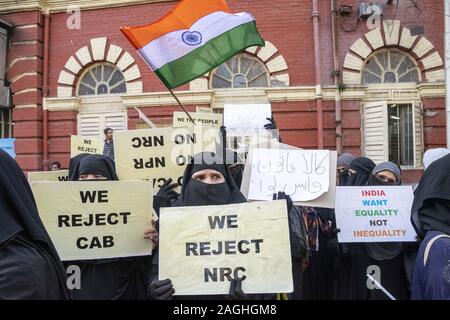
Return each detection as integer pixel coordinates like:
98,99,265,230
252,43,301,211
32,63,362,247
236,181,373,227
120,0,265,89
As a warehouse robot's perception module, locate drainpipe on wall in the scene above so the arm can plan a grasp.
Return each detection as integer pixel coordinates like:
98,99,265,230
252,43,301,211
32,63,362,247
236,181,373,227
312,0,324,149
331,0,342,154
42,12,50,170
445,0,450,148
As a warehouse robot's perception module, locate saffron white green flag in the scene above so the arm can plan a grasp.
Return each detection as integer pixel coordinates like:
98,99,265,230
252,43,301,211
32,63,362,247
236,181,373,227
120,0,265,89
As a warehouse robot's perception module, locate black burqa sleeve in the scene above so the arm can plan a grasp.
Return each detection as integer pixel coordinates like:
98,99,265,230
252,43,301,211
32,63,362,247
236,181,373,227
0,150,69,299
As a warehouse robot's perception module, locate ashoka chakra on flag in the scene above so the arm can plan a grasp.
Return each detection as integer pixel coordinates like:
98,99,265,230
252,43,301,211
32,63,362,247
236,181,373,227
120,0,265,89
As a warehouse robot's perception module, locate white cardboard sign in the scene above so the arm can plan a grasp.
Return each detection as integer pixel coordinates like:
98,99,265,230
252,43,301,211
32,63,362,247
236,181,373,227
335,186,417,243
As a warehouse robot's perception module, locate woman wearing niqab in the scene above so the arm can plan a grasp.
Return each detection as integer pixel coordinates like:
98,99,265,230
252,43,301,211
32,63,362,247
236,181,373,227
333,157,376,299
363,162,410,300
148,152,274,300
0,150,69,299
66,154,151,300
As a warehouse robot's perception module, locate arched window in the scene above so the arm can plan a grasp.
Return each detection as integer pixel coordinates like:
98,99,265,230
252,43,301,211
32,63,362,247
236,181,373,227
78,64,127,96
210,54,269,89
362,49,420,84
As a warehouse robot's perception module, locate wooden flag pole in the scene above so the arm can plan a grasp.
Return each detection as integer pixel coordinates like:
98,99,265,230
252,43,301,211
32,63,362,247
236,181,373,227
168,88,195,124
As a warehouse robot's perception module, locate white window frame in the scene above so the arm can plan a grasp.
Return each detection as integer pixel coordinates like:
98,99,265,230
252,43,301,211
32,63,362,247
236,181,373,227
362,100,423,169
77,111,127,139
209,53,270,89
361,48,422,84
76,62,127,97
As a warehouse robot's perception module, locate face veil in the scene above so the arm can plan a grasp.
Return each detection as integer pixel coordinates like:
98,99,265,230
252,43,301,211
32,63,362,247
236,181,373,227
174,152,247,207
347,157,376,186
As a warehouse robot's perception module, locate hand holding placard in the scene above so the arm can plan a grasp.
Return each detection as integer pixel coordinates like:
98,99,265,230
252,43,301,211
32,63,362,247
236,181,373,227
159,200,292,295
248,148,330,201
32,181,153,260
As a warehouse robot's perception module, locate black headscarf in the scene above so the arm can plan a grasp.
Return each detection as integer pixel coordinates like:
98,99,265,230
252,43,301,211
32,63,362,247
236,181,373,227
411,153,450,239
0,150,69,298
68,153,90,181
337,153,355,186
174,152,246,207
65,154,149,299
68,154,119,268
75,154,118,181
347,157,376,186
367,161,402,186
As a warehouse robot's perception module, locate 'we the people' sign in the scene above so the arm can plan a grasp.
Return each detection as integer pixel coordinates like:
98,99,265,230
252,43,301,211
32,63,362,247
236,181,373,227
335,186,417,243
159,200,293,295
172,111,223,128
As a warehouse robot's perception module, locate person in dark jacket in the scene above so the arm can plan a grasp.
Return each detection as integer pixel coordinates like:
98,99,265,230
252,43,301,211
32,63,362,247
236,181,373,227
411,153,450,300
332,157,376,300
66,154,155,300
0,150,69,300
148,151,299,300
363,162,410,300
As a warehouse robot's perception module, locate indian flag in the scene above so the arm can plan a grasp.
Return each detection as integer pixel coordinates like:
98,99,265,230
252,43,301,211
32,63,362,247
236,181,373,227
120,0,264,89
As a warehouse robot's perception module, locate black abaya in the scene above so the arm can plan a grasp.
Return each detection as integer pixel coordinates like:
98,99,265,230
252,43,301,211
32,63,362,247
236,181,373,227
66,154,151,300
0,150,69,300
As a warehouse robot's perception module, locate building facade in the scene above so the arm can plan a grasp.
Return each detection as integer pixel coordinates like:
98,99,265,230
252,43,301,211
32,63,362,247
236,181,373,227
0,0,446,182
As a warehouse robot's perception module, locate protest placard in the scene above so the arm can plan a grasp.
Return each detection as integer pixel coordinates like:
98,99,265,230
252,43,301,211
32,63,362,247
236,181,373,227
241,148,336,208
248,148,330,201
335,186,417,242
28,170,69,182
224,104,272,136
114,127,218,190
31,181,153,260
159,200,293,295
172,111,223,128
70,135,103,157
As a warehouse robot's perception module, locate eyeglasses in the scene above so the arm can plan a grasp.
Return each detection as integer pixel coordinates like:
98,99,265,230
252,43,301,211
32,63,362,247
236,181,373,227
375,174,397,185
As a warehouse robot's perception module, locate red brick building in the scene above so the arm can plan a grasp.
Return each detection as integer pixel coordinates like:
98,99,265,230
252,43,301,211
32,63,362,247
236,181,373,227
0,0,446,182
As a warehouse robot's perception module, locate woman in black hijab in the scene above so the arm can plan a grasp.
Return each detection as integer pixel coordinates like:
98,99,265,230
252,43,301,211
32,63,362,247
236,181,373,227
363,162,410,300
66,154,153,300
347,157,376,187
0,150,69,299
75,154,119,181
68,153,90,181
148,152,276,300
173,152,247,207
411,154,450,299
333,157,376,300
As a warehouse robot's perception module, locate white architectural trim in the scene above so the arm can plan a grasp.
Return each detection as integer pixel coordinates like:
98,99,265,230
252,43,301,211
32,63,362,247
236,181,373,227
57,37,142,97
190,40,291,90
344,20,445,84
44,83,446,112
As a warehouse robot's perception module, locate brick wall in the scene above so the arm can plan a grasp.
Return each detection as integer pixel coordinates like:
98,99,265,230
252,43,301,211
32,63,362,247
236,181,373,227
1,0,446,182
3,10,44,170
47,110,77,168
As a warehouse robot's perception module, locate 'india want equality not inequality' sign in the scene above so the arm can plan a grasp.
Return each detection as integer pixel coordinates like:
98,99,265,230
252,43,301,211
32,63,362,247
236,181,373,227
335,186,417,243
